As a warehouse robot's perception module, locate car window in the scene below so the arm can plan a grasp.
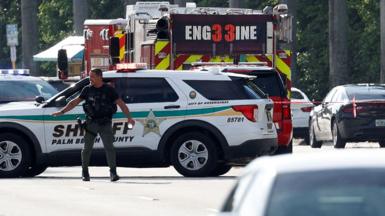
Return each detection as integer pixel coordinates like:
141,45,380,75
250,72,285,97
291,90,304,100
323,87,337,103
265,169,385,216
221,173,255,212
0,80,58,103
184,79,262,100
114,78,179,103
332,88,348,103
346,86,385,100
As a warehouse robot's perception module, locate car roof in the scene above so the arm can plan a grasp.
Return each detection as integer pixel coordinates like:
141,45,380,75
0,74,44,81
244,150,385,175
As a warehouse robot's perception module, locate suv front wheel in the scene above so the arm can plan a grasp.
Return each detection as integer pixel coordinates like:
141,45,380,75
0,133,32,178
171,132,218,177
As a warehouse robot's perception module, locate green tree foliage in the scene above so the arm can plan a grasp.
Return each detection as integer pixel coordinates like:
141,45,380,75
348,0,379,84
295,0,329,100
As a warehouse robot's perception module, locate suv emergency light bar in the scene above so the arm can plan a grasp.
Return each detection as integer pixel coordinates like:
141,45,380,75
191,62,268,67
116,63,147,71
0,69,30,76
238,62,268,66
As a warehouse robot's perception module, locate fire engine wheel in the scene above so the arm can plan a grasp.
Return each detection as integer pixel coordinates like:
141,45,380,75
0,133,32,178
171,132,218,177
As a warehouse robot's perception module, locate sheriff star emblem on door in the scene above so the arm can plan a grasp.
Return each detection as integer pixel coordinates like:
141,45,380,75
137,110,166,137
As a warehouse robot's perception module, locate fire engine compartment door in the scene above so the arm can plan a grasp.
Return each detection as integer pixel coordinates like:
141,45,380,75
171,14,272,55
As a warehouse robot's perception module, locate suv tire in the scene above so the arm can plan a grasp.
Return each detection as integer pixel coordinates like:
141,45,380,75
0,133,32,178
24,165,47,177
210,163,232,176
171,132,218,177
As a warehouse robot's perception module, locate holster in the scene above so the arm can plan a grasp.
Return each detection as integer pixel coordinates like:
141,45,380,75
77,117,97,136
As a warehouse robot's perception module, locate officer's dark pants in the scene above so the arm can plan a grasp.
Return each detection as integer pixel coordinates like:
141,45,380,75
82,119,116,172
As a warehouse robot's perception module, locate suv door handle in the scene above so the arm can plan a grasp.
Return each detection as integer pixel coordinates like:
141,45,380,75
164,105,180,109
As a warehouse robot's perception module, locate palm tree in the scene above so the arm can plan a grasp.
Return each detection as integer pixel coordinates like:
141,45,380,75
381,0,385,83
328,0,349,87
21,0,38,75
73,0,88,35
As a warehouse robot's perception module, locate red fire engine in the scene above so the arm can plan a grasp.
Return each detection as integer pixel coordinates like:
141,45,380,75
80,2,292,85
58,2,294,153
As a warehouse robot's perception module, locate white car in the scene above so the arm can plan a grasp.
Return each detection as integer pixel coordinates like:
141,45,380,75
291,87,313,144
219,150,385,216
0,64,277,178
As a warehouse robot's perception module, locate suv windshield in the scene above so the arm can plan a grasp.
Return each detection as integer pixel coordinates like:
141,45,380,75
0,80,58,103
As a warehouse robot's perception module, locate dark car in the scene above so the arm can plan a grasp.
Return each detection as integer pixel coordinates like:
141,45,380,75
309,84,385,148
197,65,293,154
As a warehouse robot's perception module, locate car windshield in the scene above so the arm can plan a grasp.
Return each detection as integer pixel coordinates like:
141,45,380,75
0,80,58,103
265,169,385,216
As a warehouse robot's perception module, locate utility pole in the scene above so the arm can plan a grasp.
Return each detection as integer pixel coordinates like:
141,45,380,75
21,0,38,75
328,0,349,88
73,0,88,35
381,0,385,83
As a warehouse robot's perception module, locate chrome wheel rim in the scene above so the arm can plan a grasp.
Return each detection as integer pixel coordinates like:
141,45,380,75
0,140,22,171
177,140,208,171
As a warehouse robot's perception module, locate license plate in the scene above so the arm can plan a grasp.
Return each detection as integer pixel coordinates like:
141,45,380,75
375,119,385,127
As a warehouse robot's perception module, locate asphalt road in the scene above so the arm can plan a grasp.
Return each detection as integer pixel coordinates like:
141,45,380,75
0,139,381,216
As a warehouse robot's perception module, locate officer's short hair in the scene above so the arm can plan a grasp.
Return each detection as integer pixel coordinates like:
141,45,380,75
90,68,103,77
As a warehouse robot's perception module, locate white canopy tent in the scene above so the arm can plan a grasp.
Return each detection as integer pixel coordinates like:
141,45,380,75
33,36,84,62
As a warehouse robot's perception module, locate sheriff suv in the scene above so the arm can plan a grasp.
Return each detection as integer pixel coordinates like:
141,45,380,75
0,64,277,178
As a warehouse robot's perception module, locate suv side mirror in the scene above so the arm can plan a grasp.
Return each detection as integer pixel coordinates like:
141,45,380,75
57,49,68,80
55,96,67,107
109,37,120,65
35,96,45,104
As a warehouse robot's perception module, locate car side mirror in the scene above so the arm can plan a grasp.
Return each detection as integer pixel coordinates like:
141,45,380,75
312,99,321,106
55,96,67,107
35,96,45,104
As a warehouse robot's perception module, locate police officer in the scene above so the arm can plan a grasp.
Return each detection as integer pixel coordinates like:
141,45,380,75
52,68,135,182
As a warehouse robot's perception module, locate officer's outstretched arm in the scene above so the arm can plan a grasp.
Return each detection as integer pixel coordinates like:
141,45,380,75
116,98,135,126
52,97,83,116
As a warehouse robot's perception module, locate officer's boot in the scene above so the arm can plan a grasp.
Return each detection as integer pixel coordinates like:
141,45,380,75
82,169,90,181
110,168,120,182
